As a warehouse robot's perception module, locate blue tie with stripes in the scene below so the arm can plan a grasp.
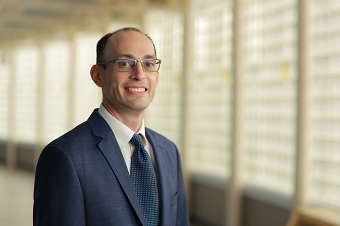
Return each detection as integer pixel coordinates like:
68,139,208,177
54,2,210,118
130,134,159,226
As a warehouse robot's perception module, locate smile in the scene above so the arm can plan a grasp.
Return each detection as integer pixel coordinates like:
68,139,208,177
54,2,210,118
128,88,146,92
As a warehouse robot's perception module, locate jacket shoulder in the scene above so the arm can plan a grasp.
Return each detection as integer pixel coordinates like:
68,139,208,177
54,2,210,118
49,122,90,145
47,109,110,149
145,128,176,147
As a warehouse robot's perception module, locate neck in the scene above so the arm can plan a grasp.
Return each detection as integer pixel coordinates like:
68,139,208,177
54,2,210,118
102,101,144,133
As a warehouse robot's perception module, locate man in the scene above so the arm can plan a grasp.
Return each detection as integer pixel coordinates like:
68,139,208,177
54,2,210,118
33,27,190,226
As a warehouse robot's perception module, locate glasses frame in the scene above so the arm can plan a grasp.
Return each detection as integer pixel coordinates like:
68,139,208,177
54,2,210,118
97,58,162,72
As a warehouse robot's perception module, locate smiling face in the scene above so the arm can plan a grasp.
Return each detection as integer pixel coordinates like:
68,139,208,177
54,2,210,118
93,30,159,117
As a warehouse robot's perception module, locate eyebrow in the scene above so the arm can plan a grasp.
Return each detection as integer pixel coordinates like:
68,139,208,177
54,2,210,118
115,54,157,59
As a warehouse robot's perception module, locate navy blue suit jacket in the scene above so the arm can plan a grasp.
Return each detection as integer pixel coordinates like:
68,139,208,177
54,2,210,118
33,109,189,226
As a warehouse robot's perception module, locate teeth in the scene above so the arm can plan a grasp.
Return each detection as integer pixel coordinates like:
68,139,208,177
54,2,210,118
129,88,145,92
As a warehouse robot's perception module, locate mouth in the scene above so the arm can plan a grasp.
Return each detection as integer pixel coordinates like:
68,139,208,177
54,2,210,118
124,85,148,95
128,88,146,92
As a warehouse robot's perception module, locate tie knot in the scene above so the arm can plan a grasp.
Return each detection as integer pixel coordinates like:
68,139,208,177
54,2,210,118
130,134,144,149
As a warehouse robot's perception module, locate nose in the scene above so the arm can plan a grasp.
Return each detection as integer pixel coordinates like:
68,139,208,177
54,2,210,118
130,61,145,81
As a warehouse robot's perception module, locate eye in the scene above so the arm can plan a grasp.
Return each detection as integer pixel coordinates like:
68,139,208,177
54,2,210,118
144,61,155,68
119,60,131,67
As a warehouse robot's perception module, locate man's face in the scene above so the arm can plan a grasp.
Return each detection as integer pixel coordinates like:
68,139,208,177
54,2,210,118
100,31,159,115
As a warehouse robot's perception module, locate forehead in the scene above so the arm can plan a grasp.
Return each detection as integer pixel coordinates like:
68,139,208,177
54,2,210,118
105,30,155,59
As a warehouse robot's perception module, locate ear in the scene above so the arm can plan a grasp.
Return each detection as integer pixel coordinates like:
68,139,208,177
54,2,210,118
90,65,104,87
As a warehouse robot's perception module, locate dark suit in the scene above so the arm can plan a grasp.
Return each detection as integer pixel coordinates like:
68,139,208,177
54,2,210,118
33,109,189,226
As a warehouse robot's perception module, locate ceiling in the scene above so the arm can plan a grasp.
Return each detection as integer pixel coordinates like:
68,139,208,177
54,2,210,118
0,0,184,44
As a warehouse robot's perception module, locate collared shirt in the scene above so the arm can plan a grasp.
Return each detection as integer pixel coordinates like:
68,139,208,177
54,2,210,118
98,104,155,174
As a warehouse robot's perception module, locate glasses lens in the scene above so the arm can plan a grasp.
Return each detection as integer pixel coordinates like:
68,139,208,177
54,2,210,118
142,59,161,72
115,59,161,72
115,59,135,72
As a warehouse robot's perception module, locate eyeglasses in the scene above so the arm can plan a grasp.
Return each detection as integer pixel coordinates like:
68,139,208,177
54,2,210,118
97,59,162,72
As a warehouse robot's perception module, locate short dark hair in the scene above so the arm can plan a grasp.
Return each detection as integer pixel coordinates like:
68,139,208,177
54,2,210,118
96,27,157,69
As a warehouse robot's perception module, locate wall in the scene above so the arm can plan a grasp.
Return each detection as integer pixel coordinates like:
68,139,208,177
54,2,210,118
190,173,292,226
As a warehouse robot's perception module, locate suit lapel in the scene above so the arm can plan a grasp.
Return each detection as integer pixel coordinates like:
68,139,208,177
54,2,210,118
146,129,171,226
87,110,146,226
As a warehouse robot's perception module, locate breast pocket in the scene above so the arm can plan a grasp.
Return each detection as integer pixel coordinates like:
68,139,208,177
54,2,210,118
169,192,178,225
170,192,178,208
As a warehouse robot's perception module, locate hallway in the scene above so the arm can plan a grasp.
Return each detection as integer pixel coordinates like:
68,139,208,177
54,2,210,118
0,166,34,226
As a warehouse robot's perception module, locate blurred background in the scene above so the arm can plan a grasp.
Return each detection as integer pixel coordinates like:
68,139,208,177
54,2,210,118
0,0,339,225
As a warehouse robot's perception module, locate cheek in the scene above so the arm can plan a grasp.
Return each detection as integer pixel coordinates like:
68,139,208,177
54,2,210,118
104,75,124,94
104,73,116,86
102,76,114,94
150,74,159,88
156,72,159,86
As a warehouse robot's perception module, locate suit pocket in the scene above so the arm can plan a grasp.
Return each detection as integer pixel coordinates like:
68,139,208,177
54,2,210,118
170,192,178,208
169,192,178,225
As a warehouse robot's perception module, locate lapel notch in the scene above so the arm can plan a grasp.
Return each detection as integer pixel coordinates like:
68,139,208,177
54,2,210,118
88,110,147,226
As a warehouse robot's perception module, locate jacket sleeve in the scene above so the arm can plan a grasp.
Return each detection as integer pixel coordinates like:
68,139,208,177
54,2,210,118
33,145,86,226
175,146,190,226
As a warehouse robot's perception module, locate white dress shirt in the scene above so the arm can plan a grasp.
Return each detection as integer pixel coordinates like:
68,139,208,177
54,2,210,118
98,104,156,174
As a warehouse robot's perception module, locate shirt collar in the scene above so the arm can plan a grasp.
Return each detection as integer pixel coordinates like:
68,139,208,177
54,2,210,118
98,104,146,149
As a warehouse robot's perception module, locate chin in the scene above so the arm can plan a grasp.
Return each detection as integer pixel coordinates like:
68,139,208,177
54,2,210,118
125,101,149,111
